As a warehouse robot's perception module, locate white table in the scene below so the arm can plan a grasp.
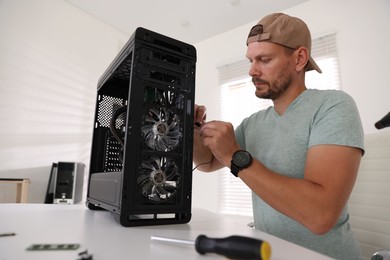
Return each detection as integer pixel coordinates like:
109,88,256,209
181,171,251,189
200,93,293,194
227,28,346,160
0,204,332,260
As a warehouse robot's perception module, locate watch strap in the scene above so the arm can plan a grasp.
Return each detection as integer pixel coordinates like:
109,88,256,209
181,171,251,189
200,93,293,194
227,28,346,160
230,162,240,177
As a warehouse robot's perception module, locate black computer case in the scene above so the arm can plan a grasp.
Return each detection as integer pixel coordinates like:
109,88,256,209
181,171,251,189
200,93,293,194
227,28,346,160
86,28,196,227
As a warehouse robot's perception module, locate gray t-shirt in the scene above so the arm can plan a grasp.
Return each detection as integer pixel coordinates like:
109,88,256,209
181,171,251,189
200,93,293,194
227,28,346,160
235,89,364,259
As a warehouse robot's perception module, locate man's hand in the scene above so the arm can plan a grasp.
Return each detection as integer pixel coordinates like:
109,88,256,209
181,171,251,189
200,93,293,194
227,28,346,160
199,121,241,167
193,105,237,172
194,104,207,126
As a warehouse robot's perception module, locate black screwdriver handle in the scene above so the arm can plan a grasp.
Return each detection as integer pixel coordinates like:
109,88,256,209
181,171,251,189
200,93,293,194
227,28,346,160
195,235,271,260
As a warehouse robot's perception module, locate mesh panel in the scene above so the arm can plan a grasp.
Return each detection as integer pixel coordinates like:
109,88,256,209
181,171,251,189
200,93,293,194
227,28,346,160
104,133,123,172
97,95,125,128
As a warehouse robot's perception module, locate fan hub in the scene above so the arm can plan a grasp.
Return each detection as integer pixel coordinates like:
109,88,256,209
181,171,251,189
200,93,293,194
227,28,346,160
151,170,166,185
153,122,169,136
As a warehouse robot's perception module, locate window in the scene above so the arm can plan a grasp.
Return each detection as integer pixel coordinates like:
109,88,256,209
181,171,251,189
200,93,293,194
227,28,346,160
217,33,340,216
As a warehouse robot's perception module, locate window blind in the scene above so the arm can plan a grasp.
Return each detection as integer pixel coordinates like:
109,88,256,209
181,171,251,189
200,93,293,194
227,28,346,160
307,33,341,90
217,33,340,216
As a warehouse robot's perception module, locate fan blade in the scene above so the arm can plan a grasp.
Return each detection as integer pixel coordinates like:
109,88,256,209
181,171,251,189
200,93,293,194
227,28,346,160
167,119,179,131
153,157,163,170
156,185,168,196
167,130,182,141
140,161,153,172
164,168,178,181
163,183,177,193
161,137,179,151
141,180,153,196
149,185,160,201
148,107,161,122
141,125,152,135
143,134,155,150
154,136,167,151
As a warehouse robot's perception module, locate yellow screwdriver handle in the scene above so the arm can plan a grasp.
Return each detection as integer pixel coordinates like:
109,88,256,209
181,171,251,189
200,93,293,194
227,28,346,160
195,235,271,260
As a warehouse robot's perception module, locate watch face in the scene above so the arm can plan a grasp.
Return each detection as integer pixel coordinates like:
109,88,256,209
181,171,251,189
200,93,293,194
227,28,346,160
233,150,252,167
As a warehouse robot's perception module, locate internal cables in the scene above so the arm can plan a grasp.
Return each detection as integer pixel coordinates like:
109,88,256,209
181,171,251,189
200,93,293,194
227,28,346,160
109,106,127,147
109,106,127,162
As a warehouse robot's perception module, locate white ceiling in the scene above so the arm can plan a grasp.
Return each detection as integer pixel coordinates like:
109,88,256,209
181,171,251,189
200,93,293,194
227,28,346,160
65,0,310,44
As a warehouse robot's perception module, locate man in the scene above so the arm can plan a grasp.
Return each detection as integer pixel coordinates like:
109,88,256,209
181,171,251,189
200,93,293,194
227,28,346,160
193,13,364,259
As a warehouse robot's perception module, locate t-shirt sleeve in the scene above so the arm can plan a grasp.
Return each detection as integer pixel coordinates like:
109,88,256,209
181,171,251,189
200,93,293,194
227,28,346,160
308,91,365,154
235,118,248,150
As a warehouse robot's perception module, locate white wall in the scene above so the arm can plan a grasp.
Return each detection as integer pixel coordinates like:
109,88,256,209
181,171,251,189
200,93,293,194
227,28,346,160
1,0,389,210
191,0,390,212
0,0,128,202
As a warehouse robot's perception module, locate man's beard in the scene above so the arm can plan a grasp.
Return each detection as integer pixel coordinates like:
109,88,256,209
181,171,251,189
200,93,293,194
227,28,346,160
252,66,292,100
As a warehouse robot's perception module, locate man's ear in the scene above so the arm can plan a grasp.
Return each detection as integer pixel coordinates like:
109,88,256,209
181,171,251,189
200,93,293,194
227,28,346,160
295,47,309,72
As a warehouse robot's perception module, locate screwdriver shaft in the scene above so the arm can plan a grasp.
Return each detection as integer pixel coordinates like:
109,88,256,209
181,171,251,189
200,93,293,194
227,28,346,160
151,236,195,246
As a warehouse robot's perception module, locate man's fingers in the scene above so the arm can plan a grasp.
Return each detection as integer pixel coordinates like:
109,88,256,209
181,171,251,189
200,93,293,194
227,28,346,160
194,104,207,124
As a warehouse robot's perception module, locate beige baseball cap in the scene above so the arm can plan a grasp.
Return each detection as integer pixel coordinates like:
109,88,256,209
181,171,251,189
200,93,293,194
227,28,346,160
247,13,322,73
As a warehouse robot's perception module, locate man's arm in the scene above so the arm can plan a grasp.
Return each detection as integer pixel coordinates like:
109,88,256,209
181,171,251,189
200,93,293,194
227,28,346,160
198,119,362,235
238,144,362,235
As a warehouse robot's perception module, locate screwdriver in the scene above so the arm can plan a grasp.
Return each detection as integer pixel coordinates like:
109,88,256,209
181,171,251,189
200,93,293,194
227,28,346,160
151,234,271,260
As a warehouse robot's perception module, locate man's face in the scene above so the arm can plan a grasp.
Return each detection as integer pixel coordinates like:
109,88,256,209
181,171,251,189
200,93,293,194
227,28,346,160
246,41,295,100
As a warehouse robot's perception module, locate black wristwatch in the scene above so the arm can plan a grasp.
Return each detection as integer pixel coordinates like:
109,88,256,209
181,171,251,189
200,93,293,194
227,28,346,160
230,150,253,177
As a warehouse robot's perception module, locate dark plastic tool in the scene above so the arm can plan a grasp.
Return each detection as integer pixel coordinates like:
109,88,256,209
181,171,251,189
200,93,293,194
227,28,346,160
151,234,271,260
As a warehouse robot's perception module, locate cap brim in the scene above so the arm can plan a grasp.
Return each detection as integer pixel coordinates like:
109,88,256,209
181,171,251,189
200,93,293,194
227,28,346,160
307,56,322,73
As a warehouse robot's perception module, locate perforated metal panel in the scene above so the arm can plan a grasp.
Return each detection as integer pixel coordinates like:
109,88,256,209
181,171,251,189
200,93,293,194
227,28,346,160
104,134,123,172
97,95,125,128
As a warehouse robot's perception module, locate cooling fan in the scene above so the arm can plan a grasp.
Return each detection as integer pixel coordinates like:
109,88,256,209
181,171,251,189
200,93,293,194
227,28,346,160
141,106,182,151
138,156,180,202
